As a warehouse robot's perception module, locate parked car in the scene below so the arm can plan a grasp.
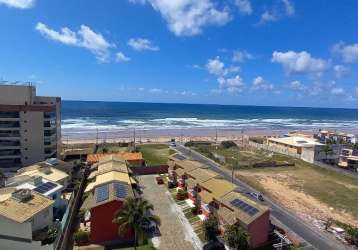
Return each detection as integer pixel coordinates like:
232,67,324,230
156,176,164,185
247,192,264,201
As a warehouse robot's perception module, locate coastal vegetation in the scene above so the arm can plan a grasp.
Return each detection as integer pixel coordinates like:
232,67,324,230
137,144,175,165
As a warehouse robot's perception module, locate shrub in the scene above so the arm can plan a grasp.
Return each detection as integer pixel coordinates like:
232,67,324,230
176,189,187,200
191,206,199,215
224,224,249,250
221,141,237,149
73,229,90,245
184,141,195,147
203,215,219,241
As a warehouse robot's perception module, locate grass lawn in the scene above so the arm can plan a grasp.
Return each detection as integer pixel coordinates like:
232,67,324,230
190,143,289,168
137,144,175,165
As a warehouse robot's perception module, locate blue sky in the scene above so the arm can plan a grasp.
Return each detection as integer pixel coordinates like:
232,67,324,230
1,0,358,108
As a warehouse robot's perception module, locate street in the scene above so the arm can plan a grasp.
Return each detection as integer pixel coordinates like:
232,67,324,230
174,144,345,250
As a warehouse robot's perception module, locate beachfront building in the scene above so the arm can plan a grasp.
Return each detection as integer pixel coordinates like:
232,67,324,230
0,188,55,250
0,84,61,171
338,148,358,171
266,136,326,163
87,152,144,166
82,158,136,244
317,130,357,145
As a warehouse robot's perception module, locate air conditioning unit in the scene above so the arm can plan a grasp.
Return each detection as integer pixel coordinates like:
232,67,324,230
12,189,32,202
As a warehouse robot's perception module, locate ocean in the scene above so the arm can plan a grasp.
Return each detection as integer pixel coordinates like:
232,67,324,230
61,101,358,139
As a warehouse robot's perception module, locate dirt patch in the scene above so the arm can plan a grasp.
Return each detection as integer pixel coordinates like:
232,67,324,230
238,171,358,226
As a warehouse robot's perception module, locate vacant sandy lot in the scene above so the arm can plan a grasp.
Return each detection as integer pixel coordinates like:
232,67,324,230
237,166,358,227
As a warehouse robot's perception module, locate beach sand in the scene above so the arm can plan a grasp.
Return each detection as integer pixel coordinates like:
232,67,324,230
61,127,288,145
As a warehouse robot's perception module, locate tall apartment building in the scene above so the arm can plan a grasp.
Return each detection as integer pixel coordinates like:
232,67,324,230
0,84,61,171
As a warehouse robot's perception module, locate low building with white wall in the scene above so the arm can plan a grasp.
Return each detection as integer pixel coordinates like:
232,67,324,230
0,188,54,250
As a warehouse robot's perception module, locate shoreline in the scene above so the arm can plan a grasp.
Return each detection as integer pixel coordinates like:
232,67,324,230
61,127,300,145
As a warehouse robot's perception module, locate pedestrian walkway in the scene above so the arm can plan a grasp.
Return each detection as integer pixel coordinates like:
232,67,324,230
139,175,199,250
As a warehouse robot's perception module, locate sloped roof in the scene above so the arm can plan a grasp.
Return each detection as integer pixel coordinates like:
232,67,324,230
85,171,136,193
219,191,269,226
82,181,134,210
89,158,130,179
200,178,236,198
87,152,143,164
186,168,218,183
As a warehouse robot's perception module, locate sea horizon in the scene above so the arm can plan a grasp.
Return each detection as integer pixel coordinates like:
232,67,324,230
61,100,358,140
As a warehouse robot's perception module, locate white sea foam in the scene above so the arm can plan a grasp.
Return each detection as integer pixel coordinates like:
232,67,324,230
61,117,358,135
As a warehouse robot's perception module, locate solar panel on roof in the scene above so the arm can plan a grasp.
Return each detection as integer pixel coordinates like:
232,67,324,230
230,198,259,216
114,182,128,199
33,182,58,194
96,184,109,203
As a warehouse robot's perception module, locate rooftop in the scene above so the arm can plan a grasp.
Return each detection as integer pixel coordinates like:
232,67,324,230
200,177,236,198
17,162,69,183
85,171,136,193
0,189,54,223
82,181,134,210
89,158,130,179
174,159,205,172
219,191,269,226
186,168,218,183
87,152,143,164
268,136,323,148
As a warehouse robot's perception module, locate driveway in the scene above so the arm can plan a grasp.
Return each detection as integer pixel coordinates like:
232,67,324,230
139,175,199,250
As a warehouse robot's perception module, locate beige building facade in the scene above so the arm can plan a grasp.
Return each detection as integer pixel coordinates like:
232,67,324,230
0,84,61,171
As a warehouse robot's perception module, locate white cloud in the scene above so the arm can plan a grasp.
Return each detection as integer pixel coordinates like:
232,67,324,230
332,42,358,63
331,87,346,96
36,22,113,62
356,86,358,96
252,76,274,90
232,50,253,63
259,11,277,24
128,38,159,51
0,0,34,8
282,0,295,16
116,52,131,62
218,75,245,93
235,0,252,15
149,88,163,93
129,0,231,36
289,80,306,91
206,57,227,76
334,65,349,78
272,50,329,75
176,90,197,96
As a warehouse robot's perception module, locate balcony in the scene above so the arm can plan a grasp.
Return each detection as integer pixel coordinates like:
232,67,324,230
44,112,56,119
0,112,19,119
44,129,57,137
0,149,21,159
0,140,20,149
0,130,20,138
0,121,20,129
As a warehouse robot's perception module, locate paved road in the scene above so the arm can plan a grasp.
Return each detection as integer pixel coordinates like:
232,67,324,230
174,144,345,250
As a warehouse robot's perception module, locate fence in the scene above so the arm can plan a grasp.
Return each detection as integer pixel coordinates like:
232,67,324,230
56,168,89,250
248,141,301,159
130,165,169,175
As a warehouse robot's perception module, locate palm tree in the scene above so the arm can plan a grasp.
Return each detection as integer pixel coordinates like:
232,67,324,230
112,197,160,249
224,224,249,250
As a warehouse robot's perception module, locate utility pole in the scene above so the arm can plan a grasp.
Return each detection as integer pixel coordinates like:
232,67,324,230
232,147,239,183
133,127,136,151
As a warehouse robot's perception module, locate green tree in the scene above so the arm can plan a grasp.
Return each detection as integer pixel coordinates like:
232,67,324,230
321,145,333,162
203,215,219,241
224,224,249,250
112,197,161,249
